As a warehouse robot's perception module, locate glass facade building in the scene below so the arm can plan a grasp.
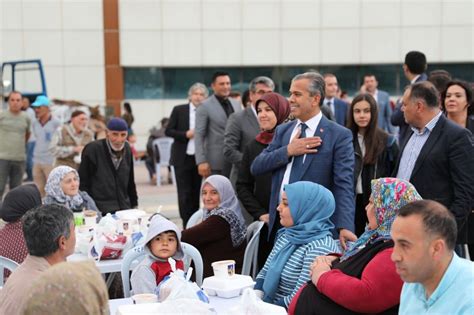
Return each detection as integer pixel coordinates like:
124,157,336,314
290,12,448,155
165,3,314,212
125,63,474,99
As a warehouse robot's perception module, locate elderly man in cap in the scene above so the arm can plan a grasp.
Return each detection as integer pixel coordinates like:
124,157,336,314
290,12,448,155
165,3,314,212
0,91,31,199
79,117,138,215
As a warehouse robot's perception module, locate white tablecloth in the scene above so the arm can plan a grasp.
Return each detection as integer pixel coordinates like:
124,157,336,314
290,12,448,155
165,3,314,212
68,253,125,274
109,296,241,315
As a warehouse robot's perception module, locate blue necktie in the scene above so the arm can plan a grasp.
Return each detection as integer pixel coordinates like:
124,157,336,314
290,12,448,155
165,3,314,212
289,123,308,183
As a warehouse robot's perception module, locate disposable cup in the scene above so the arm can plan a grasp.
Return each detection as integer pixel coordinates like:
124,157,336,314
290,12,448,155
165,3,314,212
211,260,236,278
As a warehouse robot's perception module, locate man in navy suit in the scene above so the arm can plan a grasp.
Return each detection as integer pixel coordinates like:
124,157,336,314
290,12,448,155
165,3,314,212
251,72,356,248
391,51,428,141
363,74,395,134
322,73,348,126
165,83,208,226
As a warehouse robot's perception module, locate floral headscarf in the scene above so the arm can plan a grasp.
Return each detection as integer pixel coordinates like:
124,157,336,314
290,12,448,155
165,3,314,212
22,261,109,315
44,166,84,211
201,175,246,247
341,177,422,261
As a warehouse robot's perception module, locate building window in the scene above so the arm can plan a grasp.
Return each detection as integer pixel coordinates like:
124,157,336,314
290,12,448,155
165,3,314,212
124,63,474,99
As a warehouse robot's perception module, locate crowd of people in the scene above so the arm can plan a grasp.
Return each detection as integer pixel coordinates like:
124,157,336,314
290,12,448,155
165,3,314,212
0,49,473,314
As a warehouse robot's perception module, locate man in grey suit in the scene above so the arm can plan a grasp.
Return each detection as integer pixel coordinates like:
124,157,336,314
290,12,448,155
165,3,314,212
195,71,242,178
363,74,395,134
223,76,275,185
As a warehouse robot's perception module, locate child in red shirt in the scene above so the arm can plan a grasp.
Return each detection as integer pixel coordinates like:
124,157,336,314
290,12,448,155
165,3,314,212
131,215,184,294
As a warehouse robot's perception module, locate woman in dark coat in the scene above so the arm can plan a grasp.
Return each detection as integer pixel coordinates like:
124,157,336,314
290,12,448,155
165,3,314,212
0,184,42,277
182,175,247,278
441,80,474,259
347,93,399,236
236,92,290,267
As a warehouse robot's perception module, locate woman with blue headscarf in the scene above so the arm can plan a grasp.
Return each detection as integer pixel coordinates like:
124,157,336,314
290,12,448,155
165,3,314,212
289,178,422,315
253,181,340,308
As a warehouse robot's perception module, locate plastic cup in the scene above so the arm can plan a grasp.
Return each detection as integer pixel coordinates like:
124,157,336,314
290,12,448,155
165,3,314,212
83,210,97,227
73,212,84,226
211,260,236,278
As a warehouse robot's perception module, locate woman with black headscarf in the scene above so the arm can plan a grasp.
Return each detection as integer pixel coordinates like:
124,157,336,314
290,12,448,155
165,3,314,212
0,184,42,267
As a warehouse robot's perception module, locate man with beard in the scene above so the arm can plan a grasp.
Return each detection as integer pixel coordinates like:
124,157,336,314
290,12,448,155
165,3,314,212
79,117,138,215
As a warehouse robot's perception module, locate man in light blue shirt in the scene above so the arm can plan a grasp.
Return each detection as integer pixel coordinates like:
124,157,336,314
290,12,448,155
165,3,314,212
391,200,474,315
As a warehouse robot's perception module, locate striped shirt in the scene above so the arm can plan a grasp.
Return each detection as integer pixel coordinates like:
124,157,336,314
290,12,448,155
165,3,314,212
397,112,442,180
255,233,340,308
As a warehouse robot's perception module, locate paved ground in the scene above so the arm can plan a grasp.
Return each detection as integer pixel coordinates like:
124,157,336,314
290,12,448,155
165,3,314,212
133,162,183,228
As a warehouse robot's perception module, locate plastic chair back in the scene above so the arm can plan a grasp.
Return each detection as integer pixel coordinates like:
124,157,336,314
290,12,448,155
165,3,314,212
120,242,204,297
120,246,146,298
242,221,264,279
185,210,203,229
152,137,176,186
181,242,204,287
0,256,20,284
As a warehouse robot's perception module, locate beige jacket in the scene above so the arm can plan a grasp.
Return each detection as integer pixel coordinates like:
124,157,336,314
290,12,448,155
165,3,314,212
0,255,50,315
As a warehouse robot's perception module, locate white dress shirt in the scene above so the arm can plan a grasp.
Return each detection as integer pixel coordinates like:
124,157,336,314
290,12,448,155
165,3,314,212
186,103,197,155
280,112,323,193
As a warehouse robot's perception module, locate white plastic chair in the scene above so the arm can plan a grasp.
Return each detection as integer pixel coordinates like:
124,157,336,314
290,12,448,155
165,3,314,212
0,256,19,284
242,221,265,279
120,242,204,298
181,242,204,287
185,210,203,229
152,138,176,187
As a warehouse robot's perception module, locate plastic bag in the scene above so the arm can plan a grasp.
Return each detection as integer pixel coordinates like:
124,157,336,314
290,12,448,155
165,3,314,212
75,227,94,254
156,260,209,303
228,288,287,315
89,232,127,260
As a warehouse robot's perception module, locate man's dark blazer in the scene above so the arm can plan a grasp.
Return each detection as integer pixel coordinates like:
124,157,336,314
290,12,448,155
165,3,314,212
251,115,355,237
393,114,474,243
165,103,192,167
334,98,348,126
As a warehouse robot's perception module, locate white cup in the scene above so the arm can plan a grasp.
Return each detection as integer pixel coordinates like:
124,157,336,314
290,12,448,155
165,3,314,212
119,219,133,235
83,210,97,227
211,260,236,278
131,293,158,304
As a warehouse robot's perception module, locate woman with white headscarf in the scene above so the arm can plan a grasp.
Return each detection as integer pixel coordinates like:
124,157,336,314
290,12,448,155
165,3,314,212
44,165,100,215
181,175,247,277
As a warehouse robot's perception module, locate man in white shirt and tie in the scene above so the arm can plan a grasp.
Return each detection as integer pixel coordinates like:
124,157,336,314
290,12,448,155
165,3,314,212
165,83,208,227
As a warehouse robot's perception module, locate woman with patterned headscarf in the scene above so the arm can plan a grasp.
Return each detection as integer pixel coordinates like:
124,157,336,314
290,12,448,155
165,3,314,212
236,92,291,268
22,261,109,315
44,165,100,215
254,181,340,309
181,175,247,278
289,178,422,315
